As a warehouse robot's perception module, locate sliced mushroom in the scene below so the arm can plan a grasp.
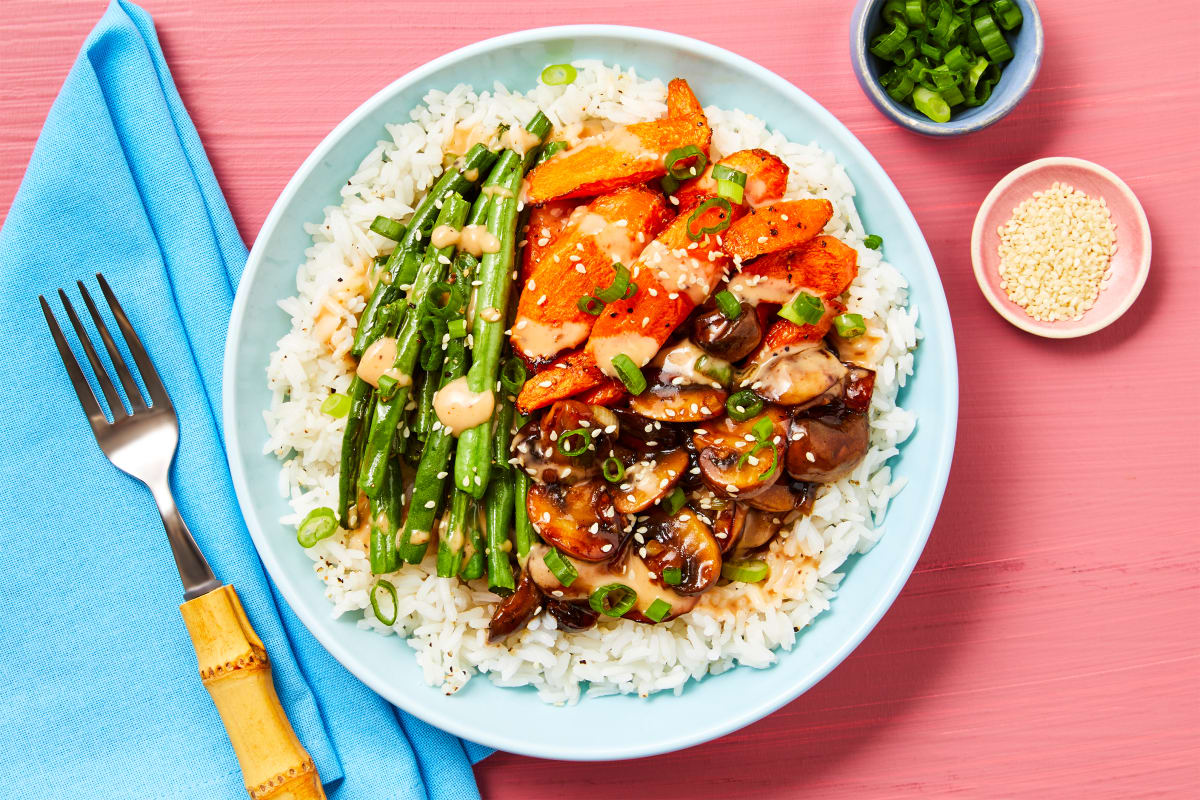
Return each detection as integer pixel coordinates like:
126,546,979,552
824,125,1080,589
544,597,599,632
740,344,848,407
629,375,727,423
641,509,723,595
612,448,690,514
487,569,544,643
692,406,791,452
786,406,870,483
693,408,789,499
612,408,681,453
729,505,784,561
691,299,763,362
527,479,627,561
744,478,817,514
842,366,876,413
621,552,699,624
512,400,618,484
828,319,885,368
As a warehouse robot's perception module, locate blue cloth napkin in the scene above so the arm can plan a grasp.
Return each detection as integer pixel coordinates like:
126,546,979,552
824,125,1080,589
0,2,489,796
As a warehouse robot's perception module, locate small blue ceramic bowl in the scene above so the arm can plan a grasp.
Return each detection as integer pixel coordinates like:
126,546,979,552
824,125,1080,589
850,0,1043,136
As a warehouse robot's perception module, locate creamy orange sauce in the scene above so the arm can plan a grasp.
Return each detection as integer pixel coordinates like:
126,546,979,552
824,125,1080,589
356,336,411,388
500,125,543,155
446,124,493,155
431,224,501,257
638,240,713,305
433,375,494,436
512,319,590,361
590,331,660,376
829,318,885,368
727,273,799,305
568,207,642,266
652,339,727,389
743,344,846,405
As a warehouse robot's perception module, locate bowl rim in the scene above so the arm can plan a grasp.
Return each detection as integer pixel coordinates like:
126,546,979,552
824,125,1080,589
848,0,1044,136
223,24,959,760
970,156,1151,339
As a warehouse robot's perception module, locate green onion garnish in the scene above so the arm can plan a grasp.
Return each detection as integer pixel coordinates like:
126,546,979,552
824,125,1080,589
864,234,883,250
726,389,764,422
905,0,926,25
664,145,708,181
661,486,687,516
694,355,732,388
751,415,774,443
540,63,577,86
737,440,779,481
721,560,769,583
320,392,351,419
714,289,742,320
834,313,867,339
369,215,405,241
661,175,681,195
611,354,647,395
421,281,465,320
712,164,748,205
297,507,338,548
662,567,683,586
577,295,605,316
370,579,399,625
447,318,467,339
991,0,1023,30
588,583,638,617
779,291,824,326
376,373,400,402
644,598,672,623
602,457,626,483
686,196,733,241
543,548,578,587
500,358,527,397
593,263,633,304
911,86,951,123
556,428,590,457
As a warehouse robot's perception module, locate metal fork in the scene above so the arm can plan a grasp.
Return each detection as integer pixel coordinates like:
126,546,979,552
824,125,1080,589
41,275,324,800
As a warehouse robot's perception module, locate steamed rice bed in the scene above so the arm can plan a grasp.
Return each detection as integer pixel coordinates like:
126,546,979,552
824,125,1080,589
264,63,919,704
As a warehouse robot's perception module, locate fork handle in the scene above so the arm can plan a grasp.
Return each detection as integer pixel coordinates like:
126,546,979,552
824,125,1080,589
180,585,326,800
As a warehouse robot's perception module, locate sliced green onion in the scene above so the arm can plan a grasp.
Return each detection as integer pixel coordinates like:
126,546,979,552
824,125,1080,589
911,86,952,123
919,41,945,61
726,389,763,422
737,441,779,481
880,67,916,103
905,0,926,24
714,289,742,320
540,63,577,86
370,579,399,625
320,392,351,418
834,313,868,339
662,567,683,586
864,234,883,250
589,583,638,617
543,548,578,587
602,457,626,483
990,0,1022,30
644,598,672,623
890,37,917,66
593,263,631,303
694,355,732,388
577,295,605,316
370,215,405,241
973,12,1013,61
376,373,400,402
661,174,681,195
556,427,590,457
536,140,567,165
721,559,769,583
664,145,708,180
611,354,647,395
419,340,444,373
779,291,824,326
712,164,748,205
751,415,774,443
943,44,972,71
686,196,733,241
870,18,909,58
421,281,464,320
500,358,527,396
447,318,467,339
621,281,638,300
297,507,337,548
661,486,687,516
881,0,906,24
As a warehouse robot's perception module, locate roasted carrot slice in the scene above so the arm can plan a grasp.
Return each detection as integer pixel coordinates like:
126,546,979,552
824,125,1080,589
721,199,833,262
666,78,705,119
512,185,671,365
515,350,608,415
746,298,845,364
727,235,858,305
673,148,790,210
524,115,711,203
587,202,732,376
577,382,628,407
520,199,579,282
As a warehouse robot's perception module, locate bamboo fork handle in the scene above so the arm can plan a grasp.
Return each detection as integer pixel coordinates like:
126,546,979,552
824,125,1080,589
180,585,326,800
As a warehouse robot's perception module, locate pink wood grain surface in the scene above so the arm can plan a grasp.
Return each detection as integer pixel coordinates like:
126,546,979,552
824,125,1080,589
3,1,1197,797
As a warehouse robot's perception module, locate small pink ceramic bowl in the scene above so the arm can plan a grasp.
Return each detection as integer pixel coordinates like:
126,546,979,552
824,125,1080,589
971,157,1151,338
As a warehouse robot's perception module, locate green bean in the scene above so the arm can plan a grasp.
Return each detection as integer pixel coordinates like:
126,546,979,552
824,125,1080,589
437,488,472,578
520,112,553,171
358,193,469,498
412,368,438,441
336,376,374,529
351,144,497,356
460,499,486,581
512,469,536,560
368,458,402,574
483,401,516,594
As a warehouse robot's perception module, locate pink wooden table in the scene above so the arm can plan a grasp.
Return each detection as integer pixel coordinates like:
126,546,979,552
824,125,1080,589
4,1,1197,796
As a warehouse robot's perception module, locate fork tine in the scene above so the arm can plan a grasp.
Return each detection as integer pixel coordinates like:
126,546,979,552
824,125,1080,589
58,288,126,419
78,281,147,411
95,273,173,411
40,295,108,430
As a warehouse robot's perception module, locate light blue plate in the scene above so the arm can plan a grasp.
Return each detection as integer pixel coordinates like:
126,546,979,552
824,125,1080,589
223,25,958,761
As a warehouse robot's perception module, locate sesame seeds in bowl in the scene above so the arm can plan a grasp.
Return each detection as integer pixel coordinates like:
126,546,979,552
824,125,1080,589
971,157,1151,338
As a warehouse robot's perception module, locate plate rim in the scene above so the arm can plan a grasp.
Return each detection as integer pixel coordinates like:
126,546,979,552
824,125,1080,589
223,23,959,760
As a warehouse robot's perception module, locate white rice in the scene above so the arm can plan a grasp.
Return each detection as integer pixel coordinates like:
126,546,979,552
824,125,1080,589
263,63,919,704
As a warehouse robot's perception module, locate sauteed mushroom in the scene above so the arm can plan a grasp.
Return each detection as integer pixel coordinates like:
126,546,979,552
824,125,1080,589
612,408,682,452
729,504,785,561
527,479,627,561
512,400,618,484
544,597,600,632
628,376,727,423
641,508,723,595
740,344,847,407
612,448,690,514
744,478,816,514
487,570,544,643
693,407,790,499
691,298,763,362
786,407,870,483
